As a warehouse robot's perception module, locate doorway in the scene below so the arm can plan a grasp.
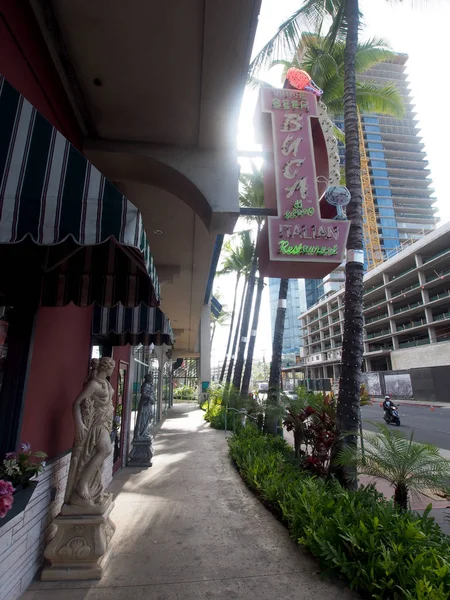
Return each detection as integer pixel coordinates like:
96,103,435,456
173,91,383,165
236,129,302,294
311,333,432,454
113,360,129,474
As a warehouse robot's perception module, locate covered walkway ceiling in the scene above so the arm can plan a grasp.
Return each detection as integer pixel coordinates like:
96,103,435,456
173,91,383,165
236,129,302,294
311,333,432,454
31,0,261,356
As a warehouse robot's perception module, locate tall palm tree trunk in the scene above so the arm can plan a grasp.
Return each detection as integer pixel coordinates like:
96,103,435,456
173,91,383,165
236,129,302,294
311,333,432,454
232,226,260,391
241,275,265,397
329,0,364,489
226,280,248,386
265,278,289,435
219,274,241,383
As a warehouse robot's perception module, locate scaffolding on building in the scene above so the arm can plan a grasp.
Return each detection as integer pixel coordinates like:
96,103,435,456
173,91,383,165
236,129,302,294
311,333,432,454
358,110,384,271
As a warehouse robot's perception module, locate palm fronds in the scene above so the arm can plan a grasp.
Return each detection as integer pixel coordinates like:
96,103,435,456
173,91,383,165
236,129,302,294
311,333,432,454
336,423,450,509
356,81,405,118
248,1,342,79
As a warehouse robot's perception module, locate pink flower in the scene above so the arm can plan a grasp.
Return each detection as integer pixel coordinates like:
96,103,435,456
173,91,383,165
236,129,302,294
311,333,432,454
20,442,31,453
0,480,15,496
0,493,14,518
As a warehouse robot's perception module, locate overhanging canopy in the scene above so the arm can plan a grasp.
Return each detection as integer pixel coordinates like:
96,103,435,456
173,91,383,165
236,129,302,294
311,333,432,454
92,304,173,347
0,76,160,307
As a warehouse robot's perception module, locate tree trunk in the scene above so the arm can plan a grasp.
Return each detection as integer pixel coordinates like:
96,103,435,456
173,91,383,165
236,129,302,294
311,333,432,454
394,482,408,511
241,275,265,397
226,280,248,387
329,0,364,490
232,226,260,391
294,428,302,459
219,274,240,383
265,278,289,435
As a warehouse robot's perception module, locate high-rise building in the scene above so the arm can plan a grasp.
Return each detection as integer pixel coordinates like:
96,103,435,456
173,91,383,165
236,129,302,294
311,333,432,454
358,54,438,251
270,54,438,358
268,278,305,363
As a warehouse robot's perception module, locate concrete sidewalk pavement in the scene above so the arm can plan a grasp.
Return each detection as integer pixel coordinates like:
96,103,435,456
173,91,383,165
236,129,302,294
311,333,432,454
22,404,356,600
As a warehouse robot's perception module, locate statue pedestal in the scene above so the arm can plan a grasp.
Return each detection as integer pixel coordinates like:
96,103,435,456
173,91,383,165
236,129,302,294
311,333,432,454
128,438,153,467
41,495,115,581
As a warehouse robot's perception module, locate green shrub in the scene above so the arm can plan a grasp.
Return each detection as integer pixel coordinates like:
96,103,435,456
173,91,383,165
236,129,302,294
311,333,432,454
204,384,263,431
228,427,450,599
173,385,196,400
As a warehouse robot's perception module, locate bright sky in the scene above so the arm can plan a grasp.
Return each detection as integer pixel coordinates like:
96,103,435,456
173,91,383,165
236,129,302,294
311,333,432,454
211,0,450,373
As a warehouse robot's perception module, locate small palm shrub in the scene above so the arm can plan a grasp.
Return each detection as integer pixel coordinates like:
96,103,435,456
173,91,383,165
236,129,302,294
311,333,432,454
336,423,450,510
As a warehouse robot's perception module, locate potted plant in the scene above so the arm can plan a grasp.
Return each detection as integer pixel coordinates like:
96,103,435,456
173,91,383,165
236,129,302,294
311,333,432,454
0,443,47,526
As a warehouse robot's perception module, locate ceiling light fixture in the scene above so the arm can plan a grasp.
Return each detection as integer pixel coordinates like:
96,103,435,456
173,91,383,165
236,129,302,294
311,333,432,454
153,229,163,235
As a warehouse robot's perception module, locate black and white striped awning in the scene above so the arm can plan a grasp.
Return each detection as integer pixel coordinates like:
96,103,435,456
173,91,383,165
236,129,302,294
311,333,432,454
0,76,160,308
92,304,173,347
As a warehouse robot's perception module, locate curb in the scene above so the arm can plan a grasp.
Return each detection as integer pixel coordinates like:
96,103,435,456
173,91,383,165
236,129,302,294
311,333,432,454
370,400,448,409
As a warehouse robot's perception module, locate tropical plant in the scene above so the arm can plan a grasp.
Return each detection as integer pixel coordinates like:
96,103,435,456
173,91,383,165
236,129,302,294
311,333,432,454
173,385,197,400
229,426,450,599
216,230,255,383
283,390,336,476
336,423,450,510
232,167,266,392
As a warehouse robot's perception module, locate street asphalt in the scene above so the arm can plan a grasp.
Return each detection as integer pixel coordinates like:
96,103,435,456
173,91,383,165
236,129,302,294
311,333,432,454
362,403,450,450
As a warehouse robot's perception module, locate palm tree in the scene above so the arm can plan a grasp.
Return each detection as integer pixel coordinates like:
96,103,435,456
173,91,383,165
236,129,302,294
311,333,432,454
336,424,450,510
265,278,289,435
225,280,248,388
241,275,265,397
248,0,438,489
249,0,374,485
210,298,230,345
272,34,404,122
232,167,266,393
217,231,254,383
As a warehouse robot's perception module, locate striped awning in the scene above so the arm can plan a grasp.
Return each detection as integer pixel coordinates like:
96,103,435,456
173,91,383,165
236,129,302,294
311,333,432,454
0,76,160,307
92,303,173,347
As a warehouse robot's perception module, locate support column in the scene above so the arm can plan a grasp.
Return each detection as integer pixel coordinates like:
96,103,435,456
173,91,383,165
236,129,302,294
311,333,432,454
199,302,211,403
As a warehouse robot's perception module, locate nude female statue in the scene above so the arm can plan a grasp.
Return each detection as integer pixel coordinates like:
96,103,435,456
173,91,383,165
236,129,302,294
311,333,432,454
64,357,115,507
133,374,155,441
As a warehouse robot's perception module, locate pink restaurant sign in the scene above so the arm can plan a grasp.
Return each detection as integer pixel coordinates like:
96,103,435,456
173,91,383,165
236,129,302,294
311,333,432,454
257,87,350,279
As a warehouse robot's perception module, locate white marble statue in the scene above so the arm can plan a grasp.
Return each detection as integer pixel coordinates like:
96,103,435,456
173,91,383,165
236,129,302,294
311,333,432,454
64,357,115,507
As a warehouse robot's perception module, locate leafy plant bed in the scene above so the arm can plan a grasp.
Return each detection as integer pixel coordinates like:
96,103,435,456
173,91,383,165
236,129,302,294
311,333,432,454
228,426,450,600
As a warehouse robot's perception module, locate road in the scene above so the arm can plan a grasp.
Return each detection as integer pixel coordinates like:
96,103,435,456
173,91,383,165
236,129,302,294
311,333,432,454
361,404,450,450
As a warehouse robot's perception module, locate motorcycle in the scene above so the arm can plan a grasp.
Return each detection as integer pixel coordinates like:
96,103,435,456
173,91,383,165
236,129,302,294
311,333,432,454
383,404,401,426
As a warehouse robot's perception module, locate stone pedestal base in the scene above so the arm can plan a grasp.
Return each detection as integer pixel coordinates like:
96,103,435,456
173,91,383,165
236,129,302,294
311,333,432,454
41,495,115,581
128,438,153,466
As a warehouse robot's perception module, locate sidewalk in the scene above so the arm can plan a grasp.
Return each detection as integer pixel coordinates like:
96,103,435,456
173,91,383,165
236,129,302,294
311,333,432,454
23,404,356,600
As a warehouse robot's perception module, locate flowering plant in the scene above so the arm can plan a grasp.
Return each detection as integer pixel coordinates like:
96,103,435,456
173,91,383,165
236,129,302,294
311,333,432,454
0,480,15,518
0,443,47,488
